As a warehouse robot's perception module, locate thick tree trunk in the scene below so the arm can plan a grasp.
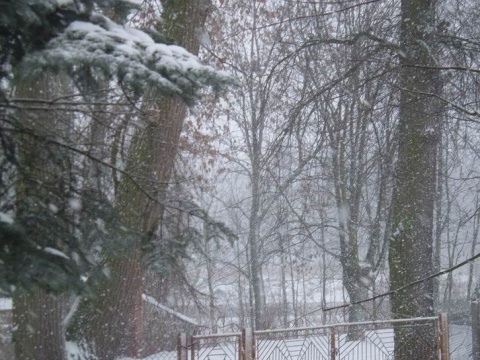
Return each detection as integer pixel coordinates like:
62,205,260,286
74,1,212,357
12,74,74,360
389,0,440,359
14,292,66,360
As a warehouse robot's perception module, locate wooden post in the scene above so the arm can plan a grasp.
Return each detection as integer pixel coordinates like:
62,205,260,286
437,313,449,360
177,333,188,360
473,301,480,360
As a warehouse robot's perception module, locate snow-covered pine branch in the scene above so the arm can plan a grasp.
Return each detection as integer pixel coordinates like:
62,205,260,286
19,14,232,104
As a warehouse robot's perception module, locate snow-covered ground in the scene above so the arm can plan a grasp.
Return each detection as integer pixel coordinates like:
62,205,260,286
0,298,473,360
449,325,472,359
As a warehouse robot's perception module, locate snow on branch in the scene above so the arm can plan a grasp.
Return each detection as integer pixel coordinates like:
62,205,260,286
20,14,232,104
142,293,199,326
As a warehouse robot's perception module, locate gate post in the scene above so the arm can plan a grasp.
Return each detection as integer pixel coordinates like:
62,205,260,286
242,328,254,360
330,327,336,360
177,333,188,360
437,313,449,360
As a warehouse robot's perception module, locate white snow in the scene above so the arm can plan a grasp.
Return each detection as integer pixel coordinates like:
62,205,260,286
359,98,372,109
424,126,436,135
0,212,13,224
44,247,70,260
23,14,232,101
120,0,142,6
392,221,404,237
396,48,407,58
56,0,74,5
142,294,199,326
358,261,371,270
196,27,212,48
94,218,105,231
0,298,12,311
48,203,59,213
68,198,82,211
360,276,372,287
117,353,176,360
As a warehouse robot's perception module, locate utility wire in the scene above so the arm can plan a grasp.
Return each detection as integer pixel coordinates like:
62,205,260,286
323,250,480,312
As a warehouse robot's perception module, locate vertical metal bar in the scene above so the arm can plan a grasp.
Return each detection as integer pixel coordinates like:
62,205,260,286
190,335,195,360
240,329,245,360
177,333,188,360
439,313,449,360
437,315,442,360
473,302,480,360
244,328,253,360
177,333,181,360
330,327,336,360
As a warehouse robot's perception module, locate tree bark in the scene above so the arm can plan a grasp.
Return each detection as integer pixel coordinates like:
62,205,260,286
389,0,440,358
14,292,66,360
73,1,213,357
12,74,72,360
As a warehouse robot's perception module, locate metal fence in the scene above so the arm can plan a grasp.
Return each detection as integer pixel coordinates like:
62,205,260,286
186,332,244,360
179,314,448,360
255,326,331,360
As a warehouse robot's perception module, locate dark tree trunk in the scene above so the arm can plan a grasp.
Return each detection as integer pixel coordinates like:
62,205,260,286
70,1,213,358
14,292,66,360
12,74,73,360
389,0,441,359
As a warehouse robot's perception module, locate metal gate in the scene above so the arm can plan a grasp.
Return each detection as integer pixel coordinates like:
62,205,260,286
180,314,449,360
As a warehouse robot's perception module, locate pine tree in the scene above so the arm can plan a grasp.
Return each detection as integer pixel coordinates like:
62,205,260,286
0,0,230,296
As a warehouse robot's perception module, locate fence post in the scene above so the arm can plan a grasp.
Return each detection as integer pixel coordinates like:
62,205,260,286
177,333,188,360
473,301,480,360
242,328,254,360
330,327,336,360
437,313,449,360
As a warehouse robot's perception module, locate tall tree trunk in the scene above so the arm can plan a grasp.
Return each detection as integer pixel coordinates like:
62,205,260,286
388,0,440,358
236,240,246,328
433,134,444,311
248,161,266,329
329,101,371,335
204,221,217,332
13,74,72,360
73,1,213,358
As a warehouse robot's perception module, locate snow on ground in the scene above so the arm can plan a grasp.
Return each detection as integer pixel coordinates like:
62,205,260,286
0,298,472,360
449,325,472,360
117,352,176,360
